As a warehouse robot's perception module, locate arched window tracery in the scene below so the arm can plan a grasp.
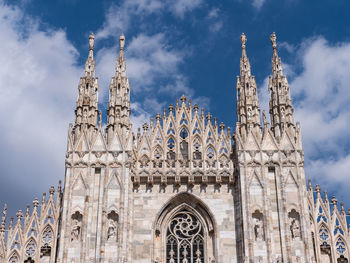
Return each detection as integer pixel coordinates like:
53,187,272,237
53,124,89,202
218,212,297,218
166,209,205,263
319,224,330,243
193,138,202,161
8,253,19,263
42,225,53,245
336,237,346,255
25,239,36,257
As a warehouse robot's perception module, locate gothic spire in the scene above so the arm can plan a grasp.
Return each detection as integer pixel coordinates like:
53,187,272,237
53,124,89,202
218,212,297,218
240,33,251,77
107,33,131,139
73,33,100,138
268,32,295,139
236,33,261,140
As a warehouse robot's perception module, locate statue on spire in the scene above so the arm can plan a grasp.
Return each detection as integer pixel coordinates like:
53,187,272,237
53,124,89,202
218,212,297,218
89,33,95,51
240,33,247,49
270,32,277,50
120,33,125,50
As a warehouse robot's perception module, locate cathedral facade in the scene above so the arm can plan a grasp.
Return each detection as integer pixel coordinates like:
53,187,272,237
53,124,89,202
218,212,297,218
0,32,349,263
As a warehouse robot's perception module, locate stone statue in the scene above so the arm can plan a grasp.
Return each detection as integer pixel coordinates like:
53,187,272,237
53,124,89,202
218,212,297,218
247,106,253,120
254,218,264,241
280,107,285,120
71,219,81,241
107,219,117,241
290,218,301,239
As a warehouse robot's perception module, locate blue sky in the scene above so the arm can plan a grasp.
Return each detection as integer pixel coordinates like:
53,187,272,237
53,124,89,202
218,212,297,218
0,0,350,218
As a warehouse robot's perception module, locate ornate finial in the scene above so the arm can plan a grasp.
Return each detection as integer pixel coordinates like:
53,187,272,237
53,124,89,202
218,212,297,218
341,202,345,213
155,113,161,122
331,196,337,206
270,32,277,49
168,104,174,112
16,210,23,220
240,33,247,49
142,123,149,132
49,186,55,196
193,104,199,113
33,198,39,208
89,33,95,51
120,33,125,50
180,94,187,104
315,184,321,193
206,112,212,121
219,122,225,131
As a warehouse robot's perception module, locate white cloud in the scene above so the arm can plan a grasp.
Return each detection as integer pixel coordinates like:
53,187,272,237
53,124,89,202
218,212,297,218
96,0,202,40
96,0,164,40
171,0,202,19
0,1,81,211
252,0,265,9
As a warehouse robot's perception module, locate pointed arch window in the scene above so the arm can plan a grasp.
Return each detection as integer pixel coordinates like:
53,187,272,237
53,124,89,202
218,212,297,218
8,253,19,263
42,225,53,245
319,225,330,242
193,138,202,161
166,209,205,263
336,237,346,255
206,147,215,159
25,239,37,257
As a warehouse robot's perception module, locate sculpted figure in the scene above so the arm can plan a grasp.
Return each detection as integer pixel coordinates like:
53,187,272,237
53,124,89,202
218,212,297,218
247,106,253,120
107,219,118,241
71,219,81,241
254,218,264,241
290,218,301,239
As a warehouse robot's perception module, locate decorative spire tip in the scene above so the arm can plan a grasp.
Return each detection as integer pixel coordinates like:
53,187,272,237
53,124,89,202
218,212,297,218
89,32,95,51
120,33,125,50
240,33,247,49
270,32,277,50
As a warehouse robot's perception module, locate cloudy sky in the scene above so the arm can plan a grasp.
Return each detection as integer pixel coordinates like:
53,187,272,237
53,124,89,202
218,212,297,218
0,0,350,218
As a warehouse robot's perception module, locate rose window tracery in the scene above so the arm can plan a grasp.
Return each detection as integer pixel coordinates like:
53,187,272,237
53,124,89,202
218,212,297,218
166,210,204,263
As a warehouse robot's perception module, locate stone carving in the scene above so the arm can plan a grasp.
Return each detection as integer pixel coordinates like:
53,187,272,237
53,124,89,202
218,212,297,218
253,211,264,241
71,219,81,241
71,211,82,242
288,209,301,240
107,211,119,242
290,218,301,239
